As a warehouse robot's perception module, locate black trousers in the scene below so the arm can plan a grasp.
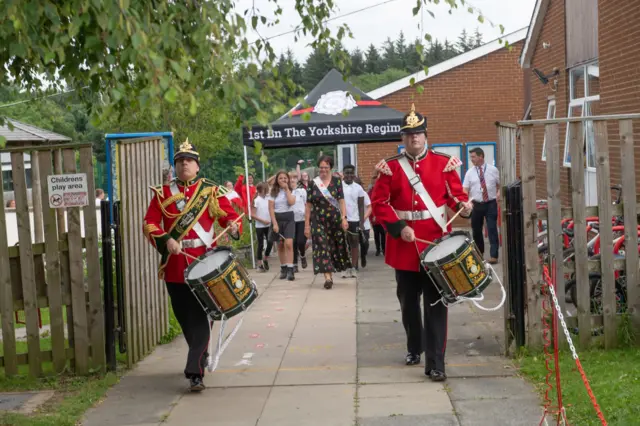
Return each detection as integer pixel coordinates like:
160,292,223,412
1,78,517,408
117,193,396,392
395,268,448,373
373,224,386,253
256,227,272,260
166,282,212,379
293,221,307,263
360,229,370,262
471,199,499,259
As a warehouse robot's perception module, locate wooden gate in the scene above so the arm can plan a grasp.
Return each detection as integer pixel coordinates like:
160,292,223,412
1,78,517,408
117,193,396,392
115,136,168,366
519,114,640,349
0,143,104,377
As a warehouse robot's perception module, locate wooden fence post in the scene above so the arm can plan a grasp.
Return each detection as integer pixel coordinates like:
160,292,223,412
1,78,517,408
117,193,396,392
568,122,590,349
520,125,542,348
593,121,616,349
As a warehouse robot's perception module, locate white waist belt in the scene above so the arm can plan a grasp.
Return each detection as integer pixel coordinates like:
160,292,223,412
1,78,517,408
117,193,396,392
396,206,446,221
181,238,206,249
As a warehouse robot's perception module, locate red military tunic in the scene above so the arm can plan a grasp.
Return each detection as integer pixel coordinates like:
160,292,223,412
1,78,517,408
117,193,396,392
143,177,242,283
371,149,469,272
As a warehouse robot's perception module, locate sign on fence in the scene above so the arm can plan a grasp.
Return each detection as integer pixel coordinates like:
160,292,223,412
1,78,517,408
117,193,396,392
47,173,88,208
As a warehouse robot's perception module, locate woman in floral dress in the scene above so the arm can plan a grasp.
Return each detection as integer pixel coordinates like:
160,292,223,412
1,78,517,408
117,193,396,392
304,156,351,289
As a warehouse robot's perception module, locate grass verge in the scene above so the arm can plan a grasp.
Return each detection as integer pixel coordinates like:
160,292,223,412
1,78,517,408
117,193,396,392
1,305,182,425
517,347,640,425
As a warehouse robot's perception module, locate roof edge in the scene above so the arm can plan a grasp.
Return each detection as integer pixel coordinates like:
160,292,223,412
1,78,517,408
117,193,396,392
519,0,549,68
368,27,528,100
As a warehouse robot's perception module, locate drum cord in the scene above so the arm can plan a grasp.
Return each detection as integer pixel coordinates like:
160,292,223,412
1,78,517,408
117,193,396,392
207,300,254,372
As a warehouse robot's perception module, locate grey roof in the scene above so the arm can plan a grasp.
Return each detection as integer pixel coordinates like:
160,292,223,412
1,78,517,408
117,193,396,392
0,119,72,143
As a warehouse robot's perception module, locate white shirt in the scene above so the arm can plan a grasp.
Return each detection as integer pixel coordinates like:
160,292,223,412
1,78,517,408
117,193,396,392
268,190,293,213
463,163,500,202
363,192,372,231
292,187,307,222
342,181,366,222
253,195,270,228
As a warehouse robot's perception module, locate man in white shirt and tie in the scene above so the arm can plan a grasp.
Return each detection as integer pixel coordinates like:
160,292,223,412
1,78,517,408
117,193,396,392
462,148,500,264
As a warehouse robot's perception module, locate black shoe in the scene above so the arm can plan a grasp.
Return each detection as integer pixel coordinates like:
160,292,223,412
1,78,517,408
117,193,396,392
258,264,266,272
263,259,270,271
294,264,299,273
361,256,367,268
324,279,333,289
426,369,447,382
189,376,205,392
301,256,307,269
405,353,421,365
375,251,380,257
286,267,295,281
279,266,287,279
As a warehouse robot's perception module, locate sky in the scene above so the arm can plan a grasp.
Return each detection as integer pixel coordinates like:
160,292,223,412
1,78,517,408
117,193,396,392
235,0,537,63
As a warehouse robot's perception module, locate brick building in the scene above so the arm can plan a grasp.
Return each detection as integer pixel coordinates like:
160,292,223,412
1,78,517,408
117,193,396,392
520,0,640,204
339,27,527,187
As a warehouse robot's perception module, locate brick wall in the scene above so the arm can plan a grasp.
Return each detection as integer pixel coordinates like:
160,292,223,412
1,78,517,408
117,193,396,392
528,0,569,204
598,0,640,195
357,41,524,184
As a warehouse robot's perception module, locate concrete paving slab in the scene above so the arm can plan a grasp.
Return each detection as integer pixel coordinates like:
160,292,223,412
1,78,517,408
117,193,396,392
447,377,540,401
444,356,517,378
358,382,453,418
452,398,543,426
358,366,426,385
358,323,411,368
359,414,460,426
257,384,356,426
164,387,270,426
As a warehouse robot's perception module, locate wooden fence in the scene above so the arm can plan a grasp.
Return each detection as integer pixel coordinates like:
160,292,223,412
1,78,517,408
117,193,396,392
0,143,104,377
115,136,168,367
518,114,640,349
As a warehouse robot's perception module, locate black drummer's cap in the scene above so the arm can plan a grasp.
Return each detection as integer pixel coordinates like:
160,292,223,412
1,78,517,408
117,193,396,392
174,138,200,164
400,103,427,135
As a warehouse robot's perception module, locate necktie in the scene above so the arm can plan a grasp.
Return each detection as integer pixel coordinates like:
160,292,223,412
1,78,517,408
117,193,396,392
478,166,489,202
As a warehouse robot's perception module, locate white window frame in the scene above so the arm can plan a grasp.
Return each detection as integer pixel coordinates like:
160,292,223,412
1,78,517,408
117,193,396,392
541,99,556,161
563,61,599,168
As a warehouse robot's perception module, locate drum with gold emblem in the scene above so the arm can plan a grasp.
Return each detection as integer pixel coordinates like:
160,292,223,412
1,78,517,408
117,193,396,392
420,231,492,305
184,246,258,319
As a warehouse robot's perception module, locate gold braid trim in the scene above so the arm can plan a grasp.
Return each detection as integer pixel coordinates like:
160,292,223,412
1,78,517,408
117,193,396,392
143,222,162,239
161,192,185,209
153,180,204,219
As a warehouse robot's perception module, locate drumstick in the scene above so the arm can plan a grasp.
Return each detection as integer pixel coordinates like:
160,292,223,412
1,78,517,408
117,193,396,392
181,251,200,262
445,208,465,228
211,213,245,246
415,237,437,246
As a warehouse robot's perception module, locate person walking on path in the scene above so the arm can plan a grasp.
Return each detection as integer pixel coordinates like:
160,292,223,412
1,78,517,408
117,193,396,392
304,155,351,289
357,177,373,268
252,182,272,272
462,147,500,264
372,105,471,382
142,139,241,392
269,171,297,281
368,173,386,256
342,164,366,278
290,172,308,272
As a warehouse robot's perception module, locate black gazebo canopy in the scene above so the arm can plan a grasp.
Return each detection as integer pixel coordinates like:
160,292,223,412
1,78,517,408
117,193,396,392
242,69,405,149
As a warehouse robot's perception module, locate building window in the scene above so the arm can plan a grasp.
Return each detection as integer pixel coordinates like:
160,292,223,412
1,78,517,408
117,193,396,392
563,61,599,167
541,100,556,161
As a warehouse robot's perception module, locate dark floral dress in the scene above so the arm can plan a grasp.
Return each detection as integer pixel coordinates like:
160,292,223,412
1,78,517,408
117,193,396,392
307,177,352,274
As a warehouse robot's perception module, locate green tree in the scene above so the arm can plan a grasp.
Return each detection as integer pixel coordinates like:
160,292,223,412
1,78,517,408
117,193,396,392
457,29,473,52
395,32,408,71
350,68,410,93
350,48,366,75
473,28,484,48
302,45,334,91
364,44,382,74
382,38,401,71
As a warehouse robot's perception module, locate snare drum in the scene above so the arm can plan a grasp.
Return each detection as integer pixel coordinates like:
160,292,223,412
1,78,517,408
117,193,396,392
184,246,258,320
420,231,492,304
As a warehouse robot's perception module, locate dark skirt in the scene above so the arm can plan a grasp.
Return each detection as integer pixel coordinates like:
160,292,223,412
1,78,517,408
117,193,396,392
270,211,295,243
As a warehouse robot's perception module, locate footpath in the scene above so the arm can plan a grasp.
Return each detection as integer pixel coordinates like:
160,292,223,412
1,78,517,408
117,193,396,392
82,250,544,426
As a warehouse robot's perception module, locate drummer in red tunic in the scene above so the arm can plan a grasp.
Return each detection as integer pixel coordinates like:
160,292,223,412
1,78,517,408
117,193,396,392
143,139,241,392
371,105,472,382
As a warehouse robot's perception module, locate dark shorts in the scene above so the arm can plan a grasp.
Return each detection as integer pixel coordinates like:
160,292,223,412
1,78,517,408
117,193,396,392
270,211,295,242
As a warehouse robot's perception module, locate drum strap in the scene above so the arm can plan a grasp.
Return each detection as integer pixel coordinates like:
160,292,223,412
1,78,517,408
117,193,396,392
398,157,447,233
170,180,215,247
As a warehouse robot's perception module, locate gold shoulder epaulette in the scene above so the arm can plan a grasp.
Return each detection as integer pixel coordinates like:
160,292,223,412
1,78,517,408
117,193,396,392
149,184,164,197
431,149,451,159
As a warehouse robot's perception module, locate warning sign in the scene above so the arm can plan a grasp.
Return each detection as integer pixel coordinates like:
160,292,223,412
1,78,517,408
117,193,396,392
47,173,88,208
